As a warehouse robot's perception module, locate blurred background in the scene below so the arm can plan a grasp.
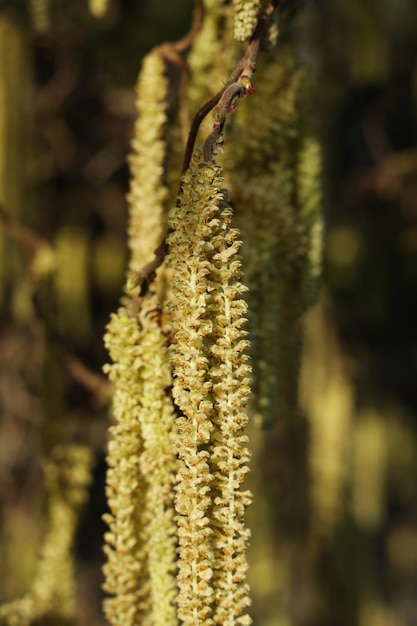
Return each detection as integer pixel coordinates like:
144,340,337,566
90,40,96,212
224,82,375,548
1,0,417,624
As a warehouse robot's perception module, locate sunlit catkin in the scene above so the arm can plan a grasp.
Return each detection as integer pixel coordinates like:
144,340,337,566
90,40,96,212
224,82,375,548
103,305,153,626
137,298,178,626
127,52,168,275
103,285,178,626
167,158,252,625
209,199,253,625
102,44,177,626
233,0,260,42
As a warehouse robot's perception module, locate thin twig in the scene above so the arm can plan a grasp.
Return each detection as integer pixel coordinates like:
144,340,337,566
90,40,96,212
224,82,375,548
182,0,281,173
155,0,205,142
135,0,281,296
65,354,113,405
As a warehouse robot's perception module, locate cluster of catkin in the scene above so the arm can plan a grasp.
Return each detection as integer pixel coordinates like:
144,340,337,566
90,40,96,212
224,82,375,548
102,2,322,625
103,40,253,622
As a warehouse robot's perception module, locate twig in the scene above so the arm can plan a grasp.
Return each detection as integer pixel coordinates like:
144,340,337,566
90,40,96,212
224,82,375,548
154,0,205,142
182,0,281,173
135,0,281,296
65,354,113,405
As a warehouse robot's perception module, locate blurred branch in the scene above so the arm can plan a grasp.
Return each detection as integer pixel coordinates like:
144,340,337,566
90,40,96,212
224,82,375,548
154,0,205,143
0,204,112,406
65,354,113,406
348,149,417,199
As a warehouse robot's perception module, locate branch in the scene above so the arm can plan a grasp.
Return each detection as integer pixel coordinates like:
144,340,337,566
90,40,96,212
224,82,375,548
65,354,113,405
182,0,281,173
154,0,205,142
136,0,281,296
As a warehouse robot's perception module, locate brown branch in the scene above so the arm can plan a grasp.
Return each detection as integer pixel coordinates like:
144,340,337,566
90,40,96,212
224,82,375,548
0,205,112,405
346,149,417,200
136,0,282,296
155,0,205,58
65,354,113,405
154,0,205,142
182,0,281,173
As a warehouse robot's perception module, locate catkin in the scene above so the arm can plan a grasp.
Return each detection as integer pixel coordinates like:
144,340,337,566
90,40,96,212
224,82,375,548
233,0,260,42
167,157,252,625
88,0,111,18
0,446,93,626
224,45,323,427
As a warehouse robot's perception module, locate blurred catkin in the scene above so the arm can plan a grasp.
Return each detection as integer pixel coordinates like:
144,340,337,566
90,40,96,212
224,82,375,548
29,0,50,32
127,52,169,276
0,445,93,626
88,0,111,19
224,43,323,427
0,14,33,315
299,301,353,536
233,0,260,42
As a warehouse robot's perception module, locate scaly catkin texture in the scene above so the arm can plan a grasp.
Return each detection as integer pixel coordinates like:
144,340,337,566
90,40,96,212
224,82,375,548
209,205,253,625
102,45,178,626
103,287,178,626
103,307,151,626
137,298,178,626
167,158,252,625
127,52,169,274
232,0,261,42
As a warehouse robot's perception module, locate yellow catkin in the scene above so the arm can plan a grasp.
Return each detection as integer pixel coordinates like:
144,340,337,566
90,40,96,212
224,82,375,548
29,0,50,32
224,44,322,427
167,157,252,625
137,299,178,626
299,301,354,537
352,409,387,530
209,196,252,626
103,294,178,626
103,45,177,626
88,0,111,18
103,306,153,626
54,226,90,340
0,15,33,314
187,0,237,139
127,52,169,275
0,445,93,626
232,0,260,42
